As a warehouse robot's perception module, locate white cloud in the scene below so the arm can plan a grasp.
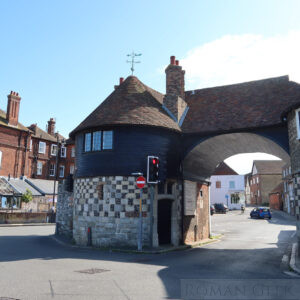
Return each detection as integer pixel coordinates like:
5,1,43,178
224,153,281,175
180,31,300,89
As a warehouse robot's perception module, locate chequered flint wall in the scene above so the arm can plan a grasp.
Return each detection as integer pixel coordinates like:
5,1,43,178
73,176,151,247
287,109,300,243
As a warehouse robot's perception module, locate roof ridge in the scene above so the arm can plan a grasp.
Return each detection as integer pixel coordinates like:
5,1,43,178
186,75,289,95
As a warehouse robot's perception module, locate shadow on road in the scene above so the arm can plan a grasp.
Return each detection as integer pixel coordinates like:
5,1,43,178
0,225,296,299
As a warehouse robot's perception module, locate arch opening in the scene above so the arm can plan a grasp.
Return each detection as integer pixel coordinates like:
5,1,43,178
183,132,290,181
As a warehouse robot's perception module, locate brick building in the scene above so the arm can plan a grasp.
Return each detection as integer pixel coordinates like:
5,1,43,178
0,91,74,181
250,160,285,206
269,182,284,210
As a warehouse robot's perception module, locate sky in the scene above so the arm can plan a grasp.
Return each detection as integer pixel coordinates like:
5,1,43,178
1,0,300,174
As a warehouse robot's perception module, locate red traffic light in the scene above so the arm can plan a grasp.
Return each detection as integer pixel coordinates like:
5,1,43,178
152,158,159,165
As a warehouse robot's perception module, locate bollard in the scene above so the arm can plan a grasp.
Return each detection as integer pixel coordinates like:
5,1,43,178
87,227,92,246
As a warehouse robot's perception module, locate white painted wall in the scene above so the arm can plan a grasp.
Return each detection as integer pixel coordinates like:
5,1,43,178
210,175,245,209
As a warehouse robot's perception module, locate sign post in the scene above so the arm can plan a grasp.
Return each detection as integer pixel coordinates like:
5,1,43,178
136,176,146,251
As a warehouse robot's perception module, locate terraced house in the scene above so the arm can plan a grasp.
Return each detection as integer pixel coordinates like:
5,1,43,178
0,91,75,181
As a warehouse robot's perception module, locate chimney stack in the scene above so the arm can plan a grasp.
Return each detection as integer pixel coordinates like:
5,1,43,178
30,123,37,134
47,118,56,136
163,56,187,122
119,77,124,84
6,91,21,126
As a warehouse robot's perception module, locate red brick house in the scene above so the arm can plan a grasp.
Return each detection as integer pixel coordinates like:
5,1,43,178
250,160,285,205
0,92,31,178
0,91,74,180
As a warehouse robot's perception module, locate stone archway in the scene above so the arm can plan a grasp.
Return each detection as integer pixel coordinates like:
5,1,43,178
183,132,290,181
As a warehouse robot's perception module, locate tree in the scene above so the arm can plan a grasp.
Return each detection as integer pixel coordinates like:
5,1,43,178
21,189,33,204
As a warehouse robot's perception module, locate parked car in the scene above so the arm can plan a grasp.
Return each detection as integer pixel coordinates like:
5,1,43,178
250,207,272,219
214,203,229,214
210,205,215,215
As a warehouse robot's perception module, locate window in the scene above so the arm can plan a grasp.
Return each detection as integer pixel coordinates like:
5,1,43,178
257,190,260,197
256,177,259,184
59,165,65,178
84,133,92,152
231,193,240,204
216,181,221,188
92,131,101,151
38,142,46,154
60,146,66,158
51,144,57,156
229,181,235,189
84,130,113,152
49,164,55,176
29,140,32,152
70,164,74,175
102,131,113,150
0,150,2,168
289,167,292,174
37,161,43,175
71,147,75,157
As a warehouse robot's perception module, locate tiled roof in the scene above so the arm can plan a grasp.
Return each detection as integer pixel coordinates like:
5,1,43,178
25,178,58,195
212,162,238,175
5,178,42,196
28,125,65,143
0,177,15,196
70,76,180,137
182,76,300,133
0,109,30,132
253,160,285,175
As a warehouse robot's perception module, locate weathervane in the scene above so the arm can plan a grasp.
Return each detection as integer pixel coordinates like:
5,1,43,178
127,51,142,75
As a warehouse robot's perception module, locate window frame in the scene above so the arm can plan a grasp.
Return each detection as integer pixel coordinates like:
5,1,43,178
71,147,75,157
49,163,55,177
59,165,65,178
216,181,221,189
61,146,66,158
84,130,114,153
70,164,75,175
102,130,113,150
229,180,235,189
51,144,57,156
37,161,43,175
38,141,46,154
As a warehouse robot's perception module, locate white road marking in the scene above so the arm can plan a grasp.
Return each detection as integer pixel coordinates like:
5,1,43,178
291,231,296,238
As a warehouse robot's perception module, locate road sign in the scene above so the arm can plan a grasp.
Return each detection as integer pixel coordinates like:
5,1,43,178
136,176,146,189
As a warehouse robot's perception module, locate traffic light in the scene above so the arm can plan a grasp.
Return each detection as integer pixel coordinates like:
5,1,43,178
147,156,159,183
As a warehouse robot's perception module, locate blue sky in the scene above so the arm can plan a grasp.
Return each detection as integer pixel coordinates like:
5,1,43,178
1,0,299,173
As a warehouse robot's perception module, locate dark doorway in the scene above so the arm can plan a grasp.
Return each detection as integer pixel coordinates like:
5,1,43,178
157,199,172,245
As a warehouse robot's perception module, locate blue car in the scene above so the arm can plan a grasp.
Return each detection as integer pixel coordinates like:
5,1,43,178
250,207,272,219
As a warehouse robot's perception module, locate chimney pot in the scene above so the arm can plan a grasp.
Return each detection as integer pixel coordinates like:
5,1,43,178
175,60,179,66
170,56,176,65
119,77,124,84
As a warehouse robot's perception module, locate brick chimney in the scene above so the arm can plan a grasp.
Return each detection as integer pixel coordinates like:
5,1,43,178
163,56,187,122
6,91,21,126
47,118,56,136
29,123,37,134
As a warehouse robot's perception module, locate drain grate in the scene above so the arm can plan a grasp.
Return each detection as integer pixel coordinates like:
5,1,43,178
76,268,110,274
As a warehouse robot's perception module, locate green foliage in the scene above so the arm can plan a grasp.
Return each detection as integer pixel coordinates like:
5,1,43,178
21,189,33,203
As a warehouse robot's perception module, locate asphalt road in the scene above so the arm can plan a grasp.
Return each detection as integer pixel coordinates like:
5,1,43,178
0,209,298,300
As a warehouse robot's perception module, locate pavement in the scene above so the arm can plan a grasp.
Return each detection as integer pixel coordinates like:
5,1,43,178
0,223,55,227
0,208,298,299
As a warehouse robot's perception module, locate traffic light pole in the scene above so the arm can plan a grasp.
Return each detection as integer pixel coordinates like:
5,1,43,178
149,184,154,248
138,188,143,251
